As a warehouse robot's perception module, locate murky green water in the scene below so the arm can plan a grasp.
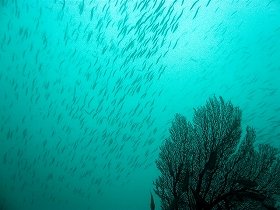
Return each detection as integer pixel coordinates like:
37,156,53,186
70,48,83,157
0,0,279,209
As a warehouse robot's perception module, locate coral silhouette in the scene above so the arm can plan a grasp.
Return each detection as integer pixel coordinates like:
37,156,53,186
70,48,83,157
154,96,280,210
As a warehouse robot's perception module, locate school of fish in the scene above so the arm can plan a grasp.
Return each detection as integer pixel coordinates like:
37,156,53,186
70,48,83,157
0,0,280,209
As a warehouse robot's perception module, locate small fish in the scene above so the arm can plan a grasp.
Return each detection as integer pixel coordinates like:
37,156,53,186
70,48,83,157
90,7,94,21
206,0,212,7
61,0,65,10
193,6,200,19
79,0,84,15
190,0,199,10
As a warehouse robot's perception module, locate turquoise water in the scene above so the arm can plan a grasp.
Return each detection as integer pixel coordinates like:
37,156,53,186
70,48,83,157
0,0,280,209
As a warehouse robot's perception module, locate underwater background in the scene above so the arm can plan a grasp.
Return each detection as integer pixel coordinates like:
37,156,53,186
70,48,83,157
0,0,280,209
